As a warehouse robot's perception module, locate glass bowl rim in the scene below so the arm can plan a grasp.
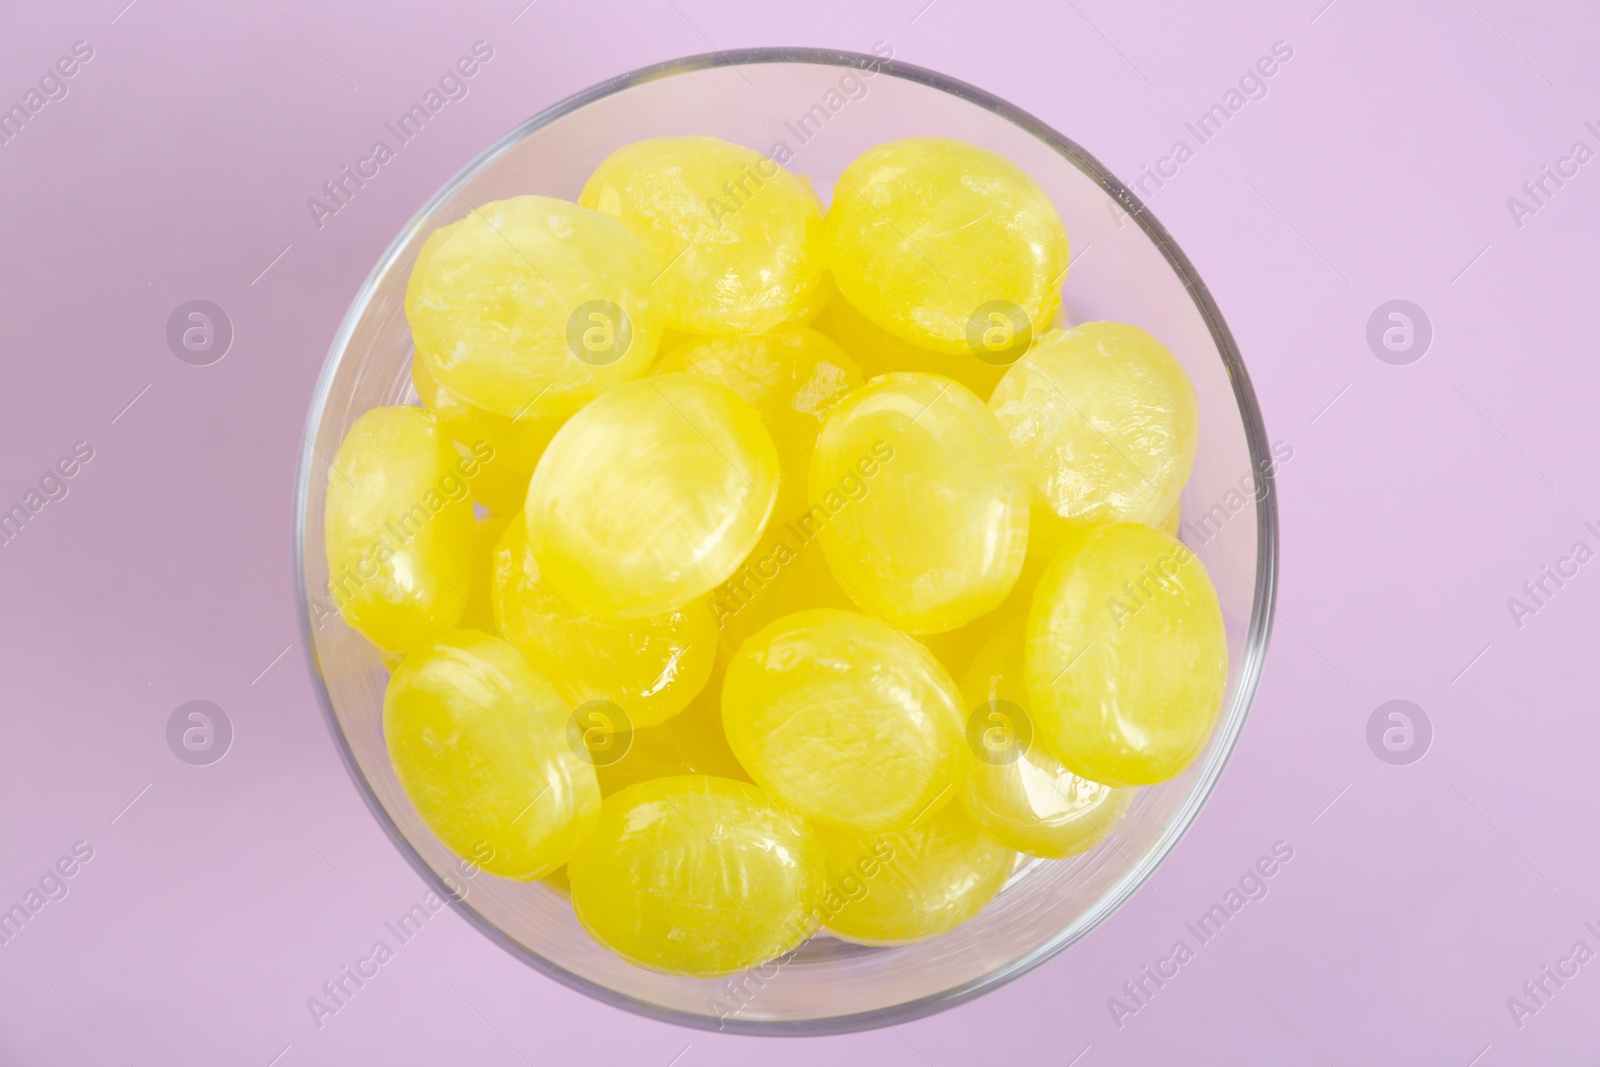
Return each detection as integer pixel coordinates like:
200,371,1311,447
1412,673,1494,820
291,44,1280,1037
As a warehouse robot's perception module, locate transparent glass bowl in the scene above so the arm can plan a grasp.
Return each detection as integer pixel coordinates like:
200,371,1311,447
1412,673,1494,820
293,48,1278,1035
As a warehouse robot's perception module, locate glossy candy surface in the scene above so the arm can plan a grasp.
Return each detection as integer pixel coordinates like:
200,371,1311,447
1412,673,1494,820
655,324,862,521
526,373,781,618
324,406,474,652
959,615,1133,858
1026,523,1227,787
722,609,963,831
568,776,822,976
384,630,600,879
492,514,716,728
810,373,1029,634
815,803,1014,945
990,322,1198,561
827,137,1069,355
580,136,827,336
406,195,660,422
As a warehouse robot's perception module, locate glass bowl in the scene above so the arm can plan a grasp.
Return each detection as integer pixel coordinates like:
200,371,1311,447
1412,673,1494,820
293,47,1277,1035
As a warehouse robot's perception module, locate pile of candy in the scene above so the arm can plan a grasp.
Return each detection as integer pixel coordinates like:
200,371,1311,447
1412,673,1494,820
324,134,1228,978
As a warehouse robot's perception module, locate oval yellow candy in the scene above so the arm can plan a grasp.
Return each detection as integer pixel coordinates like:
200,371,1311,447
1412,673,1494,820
383,630,601,879
568,776,822,976
827,136,1069,356
526,373,780,618
324,405,474,652
722,608,963,832
810,372,1029,634
579,136,826,335
989,322,1198,563
1026,523,1227,787
406,195,661,422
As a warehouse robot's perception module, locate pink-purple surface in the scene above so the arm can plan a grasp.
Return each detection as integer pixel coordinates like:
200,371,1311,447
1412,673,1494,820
1,1,1595,1064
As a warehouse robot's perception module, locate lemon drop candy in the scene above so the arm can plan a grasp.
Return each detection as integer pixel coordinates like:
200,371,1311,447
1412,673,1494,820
723,609,964,832
527,373,780,618
324,406,474,652
826,137,1069,356
655,324,862,521
406,195,661,422
990,322,1199,561
491,514,716,728
384,630,601,879
816,804,1014,945
579,136,826,335
958,615,1133,858
811,373,1029,634
1027,523,1227,787
568,776,822,976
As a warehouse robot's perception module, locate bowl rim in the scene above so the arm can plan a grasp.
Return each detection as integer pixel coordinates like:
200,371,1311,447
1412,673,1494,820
293,44,1279,1037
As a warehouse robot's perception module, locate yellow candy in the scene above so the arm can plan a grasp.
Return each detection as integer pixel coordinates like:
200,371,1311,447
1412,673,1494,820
958,615,1133,858
822,292,1006,401
406,195,661,422
810,373,1029,634
526,373,780,618
989,323,1199,562
579,136,826,335
1026,523,1227,787
655,324,862,521
593,685,749,797
383,630,600,879
722,609,963,831
568,776,822,976
461,511,511,632
409,355,560,479
325,406,475,652
491,514,716,728
827,137,1069,356
815,804,1013,945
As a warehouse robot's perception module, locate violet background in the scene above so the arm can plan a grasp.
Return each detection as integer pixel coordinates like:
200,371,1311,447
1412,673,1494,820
1,0,1596,1063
